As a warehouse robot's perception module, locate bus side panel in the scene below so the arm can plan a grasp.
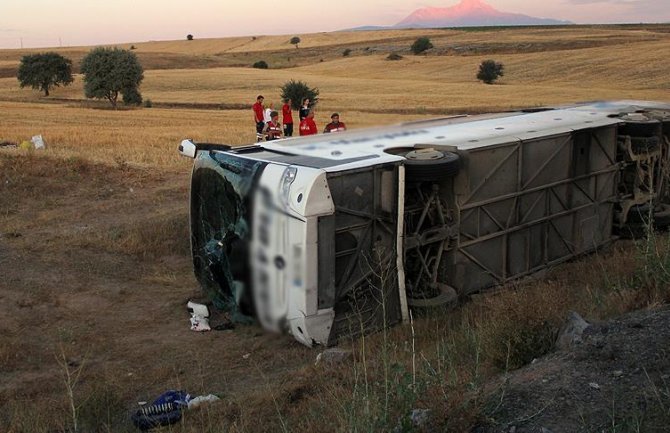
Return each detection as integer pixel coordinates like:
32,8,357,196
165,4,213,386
446,126,618,294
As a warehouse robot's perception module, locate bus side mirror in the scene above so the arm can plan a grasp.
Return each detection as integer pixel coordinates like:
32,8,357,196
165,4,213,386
178,139,197,158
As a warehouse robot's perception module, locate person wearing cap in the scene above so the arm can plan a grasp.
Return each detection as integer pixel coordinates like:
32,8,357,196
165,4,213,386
263,111,283,141
299,110,318,136
252,95,265,142
282,98,294,137
324,113,347,133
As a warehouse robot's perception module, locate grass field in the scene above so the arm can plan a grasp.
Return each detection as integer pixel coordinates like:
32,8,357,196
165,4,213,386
1,25,670,432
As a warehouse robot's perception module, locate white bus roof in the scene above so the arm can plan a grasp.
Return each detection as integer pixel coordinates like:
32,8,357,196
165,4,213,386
257,100,670,172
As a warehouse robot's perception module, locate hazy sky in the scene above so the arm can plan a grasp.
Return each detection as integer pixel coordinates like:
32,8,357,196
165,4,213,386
0,0,668,49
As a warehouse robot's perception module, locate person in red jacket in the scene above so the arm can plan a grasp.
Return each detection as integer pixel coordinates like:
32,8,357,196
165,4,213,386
323,113,347,133
263,111,282,141
282,98,294,137
252,95,265,142
299,110,318,136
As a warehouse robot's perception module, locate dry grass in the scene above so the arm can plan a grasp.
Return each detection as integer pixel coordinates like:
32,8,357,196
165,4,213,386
1,25,670,433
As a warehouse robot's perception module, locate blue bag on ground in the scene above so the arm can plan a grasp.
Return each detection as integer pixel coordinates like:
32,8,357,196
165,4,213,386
131,390,190,431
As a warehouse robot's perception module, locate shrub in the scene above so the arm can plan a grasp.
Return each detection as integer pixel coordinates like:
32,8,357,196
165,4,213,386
280,79,319,111
411,37,433,55
187,34,194,41
290,36,301,48
17,52,73,96
477,59,504,84
386,53,403,61
80,47,144,108
342,48,351,57
143,99,153,108
252,60,268,69
129,45,136,50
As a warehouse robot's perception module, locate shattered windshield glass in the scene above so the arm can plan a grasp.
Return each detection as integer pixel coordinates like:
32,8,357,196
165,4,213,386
190,152,267,322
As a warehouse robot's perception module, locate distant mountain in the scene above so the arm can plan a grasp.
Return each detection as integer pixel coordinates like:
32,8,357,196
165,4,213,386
395,0,572,28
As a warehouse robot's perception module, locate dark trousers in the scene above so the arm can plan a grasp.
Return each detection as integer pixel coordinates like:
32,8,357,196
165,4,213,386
283,123,293,137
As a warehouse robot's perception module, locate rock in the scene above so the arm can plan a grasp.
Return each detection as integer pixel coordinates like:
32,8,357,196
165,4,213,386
556,311,590,351
409,409,431,426
315,348,353,365
613,370,624,378
588,382,600,390
392,409,431,433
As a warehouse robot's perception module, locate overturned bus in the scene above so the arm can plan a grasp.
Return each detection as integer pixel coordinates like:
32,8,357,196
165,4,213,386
179,101,670,347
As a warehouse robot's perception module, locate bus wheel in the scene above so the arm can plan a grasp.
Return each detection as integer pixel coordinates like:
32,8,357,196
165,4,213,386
407,284,458,308
402,149,460,183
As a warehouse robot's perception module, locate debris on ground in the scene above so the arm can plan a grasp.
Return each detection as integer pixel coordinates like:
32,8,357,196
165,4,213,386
31,135,46,150
187,394,221,409
187,301,211,332
131,390,190,431
315,347,353,365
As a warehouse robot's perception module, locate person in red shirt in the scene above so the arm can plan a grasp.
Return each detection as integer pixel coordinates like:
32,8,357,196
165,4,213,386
299,110,318,136
323,113,347,133
252,95,265,142
282,98,294,137
263,111,282,141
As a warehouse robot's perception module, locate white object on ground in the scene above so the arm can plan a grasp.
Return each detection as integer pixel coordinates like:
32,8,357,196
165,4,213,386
31,135,46,150
187,394,220,409
187,301,211,332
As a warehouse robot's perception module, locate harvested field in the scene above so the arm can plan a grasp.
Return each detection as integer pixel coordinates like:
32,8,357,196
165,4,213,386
1,24,670,432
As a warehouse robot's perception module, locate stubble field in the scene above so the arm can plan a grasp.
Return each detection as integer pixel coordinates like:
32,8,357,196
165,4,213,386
1,25,670,432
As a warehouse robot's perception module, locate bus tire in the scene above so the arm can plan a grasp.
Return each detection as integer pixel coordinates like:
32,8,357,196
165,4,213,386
402,150,460,183
619,120,661,138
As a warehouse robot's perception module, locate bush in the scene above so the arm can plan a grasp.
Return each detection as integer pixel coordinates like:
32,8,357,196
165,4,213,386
80,47,144,108
252,60,268,69
386,53,403,61
280,79,319,111
17,52,73,96
411,37,433,55
143,99,153,108
187,34,194,41
342,48,351,57
290,36,301,48
477,59,504,84
129,45,136,50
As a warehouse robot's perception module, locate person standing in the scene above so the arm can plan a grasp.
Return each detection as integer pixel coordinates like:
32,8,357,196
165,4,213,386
252,95,265,142
299,110,318,136
299,98,310,121
323,113,347,133
263,111,282,141
282,98,294,137
264,102,274,125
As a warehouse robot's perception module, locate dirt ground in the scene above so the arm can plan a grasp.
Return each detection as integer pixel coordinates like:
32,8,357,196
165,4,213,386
0,153,317,432
475,307,670,433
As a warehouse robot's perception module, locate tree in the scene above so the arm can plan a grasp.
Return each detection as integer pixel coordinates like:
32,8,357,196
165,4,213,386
187,34,194,41
252,60,268,69
410,37,433,55
280,79,319,111
290,36,301,49
477,59,504,84
80,47,144,108
17,52,73,96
